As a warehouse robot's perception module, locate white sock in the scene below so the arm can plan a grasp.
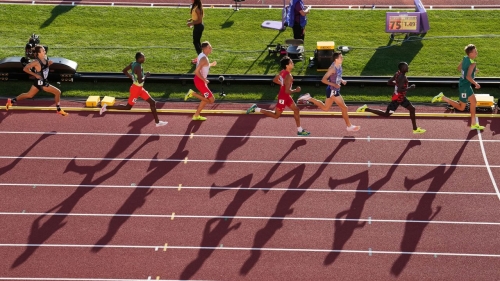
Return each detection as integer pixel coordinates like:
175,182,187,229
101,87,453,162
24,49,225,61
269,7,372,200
255,108,261,113
297,127,303,132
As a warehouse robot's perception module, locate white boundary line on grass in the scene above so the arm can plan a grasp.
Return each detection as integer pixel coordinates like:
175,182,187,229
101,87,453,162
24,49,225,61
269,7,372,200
476,117,500,201
1,130,500,143
0,183,497,196
1,243,500,258
2,212,500,226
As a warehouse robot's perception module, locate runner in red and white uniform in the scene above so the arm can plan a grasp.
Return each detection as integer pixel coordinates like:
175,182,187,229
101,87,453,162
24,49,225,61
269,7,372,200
246,56,310,136
184,41,216,121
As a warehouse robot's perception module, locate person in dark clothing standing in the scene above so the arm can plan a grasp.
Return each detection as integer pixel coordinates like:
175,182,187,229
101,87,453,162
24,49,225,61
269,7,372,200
289,0,310,41
187,0,204,64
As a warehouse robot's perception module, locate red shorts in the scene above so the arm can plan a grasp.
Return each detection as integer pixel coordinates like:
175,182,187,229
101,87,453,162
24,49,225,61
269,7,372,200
128,84,151,106
194,76,214,99
276,92,293,111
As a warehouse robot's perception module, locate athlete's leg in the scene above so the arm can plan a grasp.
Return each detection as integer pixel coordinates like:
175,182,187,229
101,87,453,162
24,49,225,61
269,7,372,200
406,104,418,130
191,91,211,103
308,96,335,111
442,95,467,111
15,86,39,102
42,85,62,104
468,94,477,126
259,108,282,119
194,96,215,117
145,96,160,124
288,101,301,127
332,95,355,127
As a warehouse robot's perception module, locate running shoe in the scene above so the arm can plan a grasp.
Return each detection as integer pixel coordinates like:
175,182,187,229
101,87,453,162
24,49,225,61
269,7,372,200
99,103,107,115
470,123,485,130
432,92,444,103
297,129,311,136
192,115,207,121
155,121,168,127
297,93,311,102
185,89,195,101
5,98,12,111
246,104,257,114
347,125,361,132
57,109,69,116
356,104,368,112
413,127,426,134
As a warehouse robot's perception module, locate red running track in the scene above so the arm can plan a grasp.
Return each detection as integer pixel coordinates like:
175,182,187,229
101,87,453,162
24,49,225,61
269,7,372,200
0,105,499,280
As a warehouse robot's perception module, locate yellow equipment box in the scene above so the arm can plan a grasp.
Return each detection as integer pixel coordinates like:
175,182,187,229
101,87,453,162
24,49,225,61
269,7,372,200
317,41,335,50
475,94,494,107
101,96,116,106
86,96,100,107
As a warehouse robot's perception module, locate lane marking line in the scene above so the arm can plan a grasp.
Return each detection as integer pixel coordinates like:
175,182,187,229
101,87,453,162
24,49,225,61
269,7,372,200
163,243,167,251
171,212,175,220
0,155,498,168
0,277,207,281
1,131,500,143
178,184,182,191
476,117,500,201
0,183,496,196
2,243,500,258
4,212,500,226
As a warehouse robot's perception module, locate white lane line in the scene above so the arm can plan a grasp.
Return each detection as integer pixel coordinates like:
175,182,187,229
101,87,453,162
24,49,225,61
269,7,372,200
476,117,500,201
0,278,210,281
2,212,500,226
0,183,496,196
1,243,500,258
0,130,499,143
0,278,157,281
0,155,499,168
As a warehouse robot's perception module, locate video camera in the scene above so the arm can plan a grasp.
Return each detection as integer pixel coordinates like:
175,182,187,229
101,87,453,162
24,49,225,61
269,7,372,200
21,34,49,66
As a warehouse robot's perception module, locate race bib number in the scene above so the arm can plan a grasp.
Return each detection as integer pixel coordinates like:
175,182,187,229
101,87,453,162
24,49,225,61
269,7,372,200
204,92,209,98
37,80,44,86
461,93,466,99
132,98,137,104
278,99,285,104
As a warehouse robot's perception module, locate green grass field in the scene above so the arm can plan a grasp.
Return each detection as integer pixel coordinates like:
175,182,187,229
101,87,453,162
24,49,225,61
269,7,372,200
0,5,499,102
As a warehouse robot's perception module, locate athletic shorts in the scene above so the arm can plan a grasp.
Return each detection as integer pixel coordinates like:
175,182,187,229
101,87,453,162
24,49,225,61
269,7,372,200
326,86,341,98
33,79,50,91
276,92,293,111
128,84,151,106
458,85,474,103
387,97,412,113
194,76,214,99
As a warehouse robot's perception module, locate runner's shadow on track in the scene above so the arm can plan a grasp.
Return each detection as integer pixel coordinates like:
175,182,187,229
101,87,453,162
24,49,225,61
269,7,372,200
390,131,475,276
0,132,55,177
208,114,262,175
91,121,200,252
239,137,356,275
322,140,421,266
180,139,307,280
10,115,158,268
488,117,500,136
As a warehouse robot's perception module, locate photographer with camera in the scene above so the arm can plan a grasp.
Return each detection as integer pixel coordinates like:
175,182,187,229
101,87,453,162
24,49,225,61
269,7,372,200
6,45,68,116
